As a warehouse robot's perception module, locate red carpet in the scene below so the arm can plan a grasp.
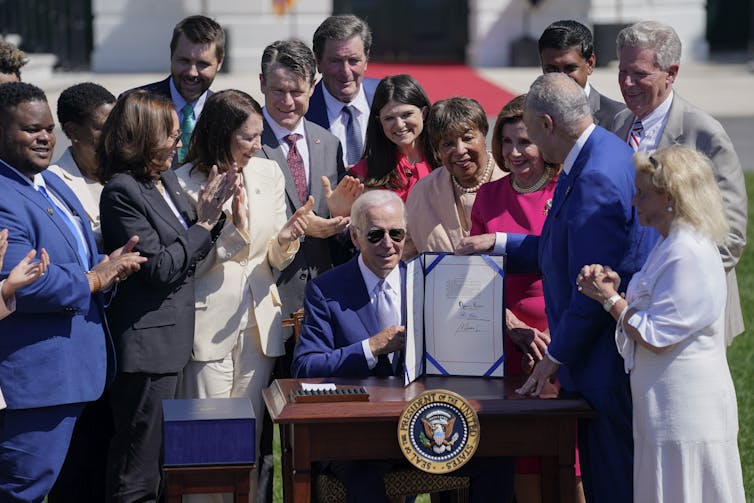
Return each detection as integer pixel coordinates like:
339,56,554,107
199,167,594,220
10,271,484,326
366,63,516,116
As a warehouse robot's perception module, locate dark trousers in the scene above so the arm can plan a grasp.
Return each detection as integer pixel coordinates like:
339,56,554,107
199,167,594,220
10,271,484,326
106,372,179,503
0,403,84,503
48,389,114,502
576,381,633,503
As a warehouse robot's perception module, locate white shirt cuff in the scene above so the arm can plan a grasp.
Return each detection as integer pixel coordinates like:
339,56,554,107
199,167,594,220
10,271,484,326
493,232,507,254
362,338,378,369
545,348,563,365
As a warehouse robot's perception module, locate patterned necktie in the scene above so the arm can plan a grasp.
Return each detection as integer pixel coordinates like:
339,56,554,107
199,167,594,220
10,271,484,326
178,102,196,164
342,105,363,166
628,118,644,152
284,133,308,205
38,185,90,268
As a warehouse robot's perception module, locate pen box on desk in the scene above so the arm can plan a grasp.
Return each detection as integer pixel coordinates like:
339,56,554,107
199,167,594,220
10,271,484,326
162,398,255,467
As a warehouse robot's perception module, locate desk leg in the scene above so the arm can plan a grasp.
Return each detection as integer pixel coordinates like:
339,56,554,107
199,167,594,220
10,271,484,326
291,424,312,503
282,424,294,503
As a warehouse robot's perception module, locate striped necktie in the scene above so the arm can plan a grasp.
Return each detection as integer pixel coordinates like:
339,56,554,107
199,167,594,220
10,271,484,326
628,118,644,152
178,102,196,164
342,105,363,166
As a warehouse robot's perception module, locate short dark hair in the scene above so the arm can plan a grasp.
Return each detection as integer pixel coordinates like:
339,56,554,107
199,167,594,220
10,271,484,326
424,97,488,169
538,20,594,61
261,39,317,84
363,74,431,189
312,14,372,62
170,15,225,62
98,90,176,182
491,94,526,171
185,89,263,175
56,82,116,127
0,40,28,79
0,82,47,124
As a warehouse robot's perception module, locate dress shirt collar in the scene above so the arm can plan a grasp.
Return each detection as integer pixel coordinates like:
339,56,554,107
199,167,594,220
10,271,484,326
563,123,596,175
322,81,370,124
169,77,209,120
358,254,402,298
262,106,307,143
583,81,592,98
635,90,674,152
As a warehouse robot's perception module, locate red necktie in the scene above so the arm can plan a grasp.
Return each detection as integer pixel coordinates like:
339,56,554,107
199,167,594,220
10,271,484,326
284,133,308,205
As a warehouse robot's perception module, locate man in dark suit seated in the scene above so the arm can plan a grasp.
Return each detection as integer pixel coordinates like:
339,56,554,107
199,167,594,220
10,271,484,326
306,14,380,167
538,20,625,130
293,190,514,503
129,15,224,164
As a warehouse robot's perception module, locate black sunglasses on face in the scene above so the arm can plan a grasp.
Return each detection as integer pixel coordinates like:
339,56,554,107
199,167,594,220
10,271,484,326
365,228,406,244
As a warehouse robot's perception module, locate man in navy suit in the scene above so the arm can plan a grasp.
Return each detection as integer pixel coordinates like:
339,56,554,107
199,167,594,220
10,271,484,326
130,15,224,164
469,73,651,503
294,190,514,503
538,19,625,130
0,82,144,501
306,14,380,166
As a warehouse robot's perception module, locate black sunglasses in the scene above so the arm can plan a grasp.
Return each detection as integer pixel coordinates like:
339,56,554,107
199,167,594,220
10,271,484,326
365,228,406,244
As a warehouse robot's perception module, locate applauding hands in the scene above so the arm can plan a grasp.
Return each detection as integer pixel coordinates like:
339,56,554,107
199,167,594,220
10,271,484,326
0,229,49,305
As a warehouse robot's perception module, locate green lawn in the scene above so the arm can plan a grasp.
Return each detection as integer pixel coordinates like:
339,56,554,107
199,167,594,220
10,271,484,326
274,172,754,501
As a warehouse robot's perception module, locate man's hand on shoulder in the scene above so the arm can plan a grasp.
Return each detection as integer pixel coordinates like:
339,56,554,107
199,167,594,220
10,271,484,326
368,325,406,356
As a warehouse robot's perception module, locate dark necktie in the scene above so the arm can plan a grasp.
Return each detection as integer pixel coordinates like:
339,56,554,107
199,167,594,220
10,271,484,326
284,133,308,205
342,105,363,166
38,185,90,268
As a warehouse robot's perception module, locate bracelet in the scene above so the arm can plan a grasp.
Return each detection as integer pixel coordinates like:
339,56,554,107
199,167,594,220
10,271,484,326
602,294,622,312
86,271,101,293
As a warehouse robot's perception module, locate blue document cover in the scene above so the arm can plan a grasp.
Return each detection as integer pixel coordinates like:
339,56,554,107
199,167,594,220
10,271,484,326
163,398,255,466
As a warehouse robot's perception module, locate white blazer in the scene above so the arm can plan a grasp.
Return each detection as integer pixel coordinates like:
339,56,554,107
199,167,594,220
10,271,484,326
47,148,104,251
176,157,298,360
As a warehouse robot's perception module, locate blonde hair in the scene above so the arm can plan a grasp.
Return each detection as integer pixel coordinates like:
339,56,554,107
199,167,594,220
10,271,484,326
634,145,728,243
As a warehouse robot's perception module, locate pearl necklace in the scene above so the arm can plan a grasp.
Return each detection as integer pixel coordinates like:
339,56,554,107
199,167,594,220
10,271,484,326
511,170,551,194
451,152,494,194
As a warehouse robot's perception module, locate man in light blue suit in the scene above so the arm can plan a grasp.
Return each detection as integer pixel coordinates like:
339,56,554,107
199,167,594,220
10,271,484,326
0,83,144,502
484,73,651,503
306,14,380,167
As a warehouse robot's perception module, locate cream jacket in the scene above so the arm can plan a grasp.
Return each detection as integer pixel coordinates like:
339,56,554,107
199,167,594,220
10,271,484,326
176,158,299,360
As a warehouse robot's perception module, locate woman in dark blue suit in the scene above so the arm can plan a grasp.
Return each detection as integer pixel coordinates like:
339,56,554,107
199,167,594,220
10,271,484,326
99,90,235,502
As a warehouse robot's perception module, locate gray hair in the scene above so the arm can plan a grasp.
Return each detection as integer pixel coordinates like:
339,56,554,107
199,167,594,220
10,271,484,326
525,73,591,136
351,190,406,231
616,21,681,71
312,14,372,62
261,39,317,84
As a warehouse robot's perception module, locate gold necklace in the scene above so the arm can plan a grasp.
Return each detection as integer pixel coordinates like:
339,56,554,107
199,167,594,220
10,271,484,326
451,152,494,194
511,170,551,194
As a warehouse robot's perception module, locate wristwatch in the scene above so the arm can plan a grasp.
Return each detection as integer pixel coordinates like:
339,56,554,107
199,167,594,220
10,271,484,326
602,294,622,312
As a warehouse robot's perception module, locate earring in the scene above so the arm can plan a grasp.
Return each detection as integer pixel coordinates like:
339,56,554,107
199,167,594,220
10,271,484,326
666,206,673,212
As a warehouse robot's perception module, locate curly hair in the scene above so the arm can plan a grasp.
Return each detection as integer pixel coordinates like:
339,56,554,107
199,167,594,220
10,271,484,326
0,82,47,125
0,40,28,80
56,82,116,127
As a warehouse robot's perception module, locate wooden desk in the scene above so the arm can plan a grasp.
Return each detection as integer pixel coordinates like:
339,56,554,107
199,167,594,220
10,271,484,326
263,375,593,503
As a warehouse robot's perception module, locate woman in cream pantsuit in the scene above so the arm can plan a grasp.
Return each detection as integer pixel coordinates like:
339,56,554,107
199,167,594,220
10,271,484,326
176,91,310,500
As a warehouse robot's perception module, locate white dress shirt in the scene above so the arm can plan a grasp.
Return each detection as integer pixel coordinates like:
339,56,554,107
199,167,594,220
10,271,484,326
321,83,370,166
169,77,209,121
262,107,312,183
357,255,402,369
633,91,674,153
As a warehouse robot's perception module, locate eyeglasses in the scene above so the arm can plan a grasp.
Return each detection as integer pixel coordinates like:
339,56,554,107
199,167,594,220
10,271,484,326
364,228,406,244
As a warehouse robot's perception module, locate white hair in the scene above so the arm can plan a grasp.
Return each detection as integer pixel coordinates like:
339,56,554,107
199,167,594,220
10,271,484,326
350,189,406,230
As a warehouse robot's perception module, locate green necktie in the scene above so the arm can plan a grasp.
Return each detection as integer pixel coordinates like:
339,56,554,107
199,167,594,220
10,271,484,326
178,103,195,164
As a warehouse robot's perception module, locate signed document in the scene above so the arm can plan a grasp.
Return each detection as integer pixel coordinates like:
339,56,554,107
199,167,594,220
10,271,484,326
405,253,505,384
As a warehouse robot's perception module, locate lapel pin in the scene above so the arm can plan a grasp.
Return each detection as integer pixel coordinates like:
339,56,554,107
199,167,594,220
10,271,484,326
315,139,321,144
47,207,54,215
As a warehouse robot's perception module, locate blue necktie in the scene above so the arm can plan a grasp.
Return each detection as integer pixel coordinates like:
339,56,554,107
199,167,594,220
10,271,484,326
38,185,90,268
342,105,363,166
178,103,196,164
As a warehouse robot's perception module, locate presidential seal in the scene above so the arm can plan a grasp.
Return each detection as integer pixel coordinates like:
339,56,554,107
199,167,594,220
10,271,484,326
397,389,480,474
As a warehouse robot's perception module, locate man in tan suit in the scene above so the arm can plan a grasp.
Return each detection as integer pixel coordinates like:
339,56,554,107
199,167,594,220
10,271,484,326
611,21,747,345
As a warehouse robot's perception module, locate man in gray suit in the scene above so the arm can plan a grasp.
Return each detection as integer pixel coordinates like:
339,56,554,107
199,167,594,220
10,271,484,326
611,20,747,345
538,20,625,130
254,39,359,502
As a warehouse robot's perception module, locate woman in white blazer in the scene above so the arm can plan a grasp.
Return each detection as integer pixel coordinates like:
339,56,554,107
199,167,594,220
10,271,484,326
175,90,309,484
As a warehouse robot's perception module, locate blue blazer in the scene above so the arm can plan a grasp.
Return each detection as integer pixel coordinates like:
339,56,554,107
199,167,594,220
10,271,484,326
292,256,405,378
305,77,380,130
506,126,655,391
0,162,113,409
